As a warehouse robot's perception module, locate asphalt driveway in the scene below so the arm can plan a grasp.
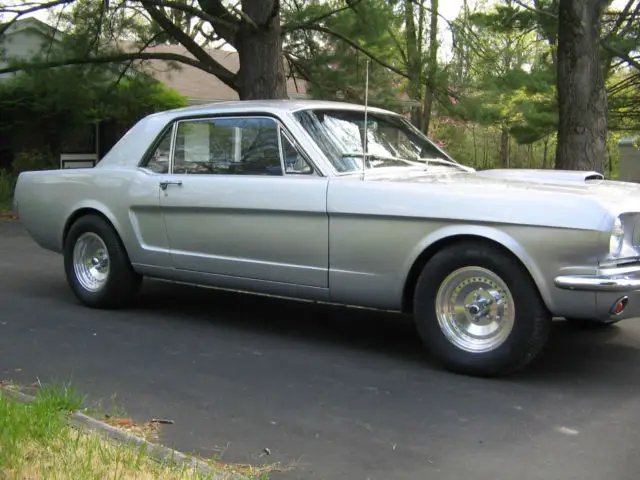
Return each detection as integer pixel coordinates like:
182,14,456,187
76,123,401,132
1,220,640,480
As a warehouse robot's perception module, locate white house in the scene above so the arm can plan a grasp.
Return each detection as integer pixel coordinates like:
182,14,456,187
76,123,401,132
0,17,63,80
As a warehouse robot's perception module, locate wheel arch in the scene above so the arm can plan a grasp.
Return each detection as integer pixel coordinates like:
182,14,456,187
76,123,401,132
401,227,551,314
62,205,143,309
62,205,128,256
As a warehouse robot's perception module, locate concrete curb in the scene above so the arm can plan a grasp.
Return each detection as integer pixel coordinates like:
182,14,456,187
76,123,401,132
1,385,245,480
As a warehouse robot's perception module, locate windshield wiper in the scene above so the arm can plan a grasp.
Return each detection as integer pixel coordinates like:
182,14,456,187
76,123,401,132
341,152,423,167
340,152,475,172
419,157,476,172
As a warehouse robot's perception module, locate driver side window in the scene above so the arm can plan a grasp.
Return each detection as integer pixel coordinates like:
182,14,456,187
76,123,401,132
171,116,305,176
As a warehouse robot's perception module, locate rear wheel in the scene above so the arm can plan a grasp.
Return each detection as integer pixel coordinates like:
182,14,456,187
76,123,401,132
413,242,551,377
64,214,141,309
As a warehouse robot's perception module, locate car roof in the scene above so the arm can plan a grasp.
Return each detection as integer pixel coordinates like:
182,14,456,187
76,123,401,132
148,99,396,121
96,99,400,170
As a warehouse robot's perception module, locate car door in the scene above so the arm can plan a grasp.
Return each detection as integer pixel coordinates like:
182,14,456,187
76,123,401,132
158,114,329,288
125,126,174,268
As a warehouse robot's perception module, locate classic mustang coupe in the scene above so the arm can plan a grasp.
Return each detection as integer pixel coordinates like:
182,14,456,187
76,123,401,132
13,100,640,376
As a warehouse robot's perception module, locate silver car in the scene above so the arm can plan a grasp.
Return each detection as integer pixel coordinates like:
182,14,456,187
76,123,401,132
13,100,640,377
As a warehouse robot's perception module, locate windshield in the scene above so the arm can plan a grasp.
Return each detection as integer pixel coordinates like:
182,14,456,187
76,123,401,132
294,108,462,173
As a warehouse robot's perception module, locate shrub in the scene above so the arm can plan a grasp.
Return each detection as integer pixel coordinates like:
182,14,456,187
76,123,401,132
0,169,15,211
11,148,56,176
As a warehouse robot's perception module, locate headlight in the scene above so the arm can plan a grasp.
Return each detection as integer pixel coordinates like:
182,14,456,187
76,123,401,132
610,217,625,256
607,214,640,262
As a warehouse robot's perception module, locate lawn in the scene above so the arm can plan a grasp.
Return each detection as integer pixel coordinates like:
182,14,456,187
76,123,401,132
0,384,271,479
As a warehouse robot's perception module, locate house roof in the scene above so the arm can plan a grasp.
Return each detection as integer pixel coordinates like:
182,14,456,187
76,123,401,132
0,17,59,38
3,18,307,102
127,42,308,103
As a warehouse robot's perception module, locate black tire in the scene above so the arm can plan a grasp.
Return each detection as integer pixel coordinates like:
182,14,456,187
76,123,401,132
64,214,142,309
413,241,551,377
565,317,620,330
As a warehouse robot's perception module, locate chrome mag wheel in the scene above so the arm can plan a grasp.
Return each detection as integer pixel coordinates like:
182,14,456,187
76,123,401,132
72,232,110,292
435,266,515,353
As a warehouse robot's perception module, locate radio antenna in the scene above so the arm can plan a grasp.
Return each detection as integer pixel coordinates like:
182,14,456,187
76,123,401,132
362,58,370,181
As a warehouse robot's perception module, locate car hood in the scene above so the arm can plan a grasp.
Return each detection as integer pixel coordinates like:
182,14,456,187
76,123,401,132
343,167,640,231
368,167,640,210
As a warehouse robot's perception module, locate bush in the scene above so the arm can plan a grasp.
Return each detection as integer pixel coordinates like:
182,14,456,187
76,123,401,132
0,169,15,212
12,148,56,175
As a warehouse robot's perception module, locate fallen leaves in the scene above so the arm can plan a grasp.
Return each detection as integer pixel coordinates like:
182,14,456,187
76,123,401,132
101,416,162,442
0,213,17,222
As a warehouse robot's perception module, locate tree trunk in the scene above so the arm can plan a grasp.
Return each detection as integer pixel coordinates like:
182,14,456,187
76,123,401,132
421,0,439,135
483,132,489,168
555,0,610,172
472,125,478,167
404,0,423,128
542,137,549,168
500,127,509,168
234,0,287,100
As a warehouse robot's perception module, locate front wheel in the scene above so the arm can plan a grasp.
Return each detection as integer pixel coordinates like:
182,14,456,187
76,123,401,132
413,242,552,377
64,214,142,309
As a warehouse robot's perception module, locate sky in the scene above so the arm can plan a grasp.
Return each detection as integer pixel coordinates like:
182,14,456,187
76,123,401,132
22,0,468,56
23,0,468,21
23,0,469,34
21,0,630,58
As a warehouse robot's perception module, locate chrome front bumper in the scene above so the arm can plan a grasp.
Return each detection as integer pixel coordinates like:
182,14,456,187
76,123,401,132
555,263,640,292
554,275,640,292
553,265,640,320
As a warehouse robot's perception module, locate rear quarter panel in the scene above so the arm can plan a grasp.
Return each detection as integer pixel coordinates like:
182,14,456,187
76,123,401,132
14,167,165,267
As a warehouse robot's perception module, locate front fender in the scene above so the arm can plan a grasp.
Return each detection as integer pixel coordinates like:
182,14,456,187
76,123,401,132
401,224,554,311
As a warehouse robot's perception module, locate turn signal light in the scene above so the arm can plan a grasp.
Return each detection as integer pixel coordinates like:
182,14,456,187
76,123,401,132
610,296,629,315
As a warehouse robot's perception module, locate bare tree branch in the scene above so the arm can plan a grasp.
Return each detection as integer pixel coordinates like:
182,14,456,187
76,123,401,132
502,0,640,71
196,23,223,47
603,42,640,70
345,0,409,68
283,50,307,92
608,71,640,95
288,24,408,78
141,1,236,85
106,30,165,91
512,0,556,18
0,0,76,36
281,0,361,32
287,63,311,86
605,0,635,39
198,0,235,20
131,0,239,37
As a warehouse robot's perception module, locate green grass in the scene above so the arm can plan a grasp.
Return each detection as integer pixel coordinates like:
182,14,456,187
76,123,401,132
0,383,277,479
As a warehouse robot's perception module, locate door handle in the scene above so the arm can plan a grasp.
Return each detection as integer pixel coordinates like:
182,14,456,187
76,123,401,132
159,180,182,191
